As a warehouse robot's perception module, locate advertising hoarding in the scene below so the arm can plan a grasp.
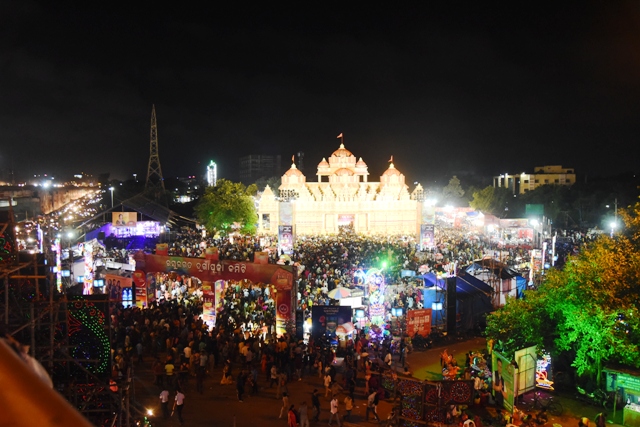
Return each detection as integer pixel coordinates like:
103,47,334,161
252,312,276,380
112,212,137,227
311,306,352,340
406,308,432,337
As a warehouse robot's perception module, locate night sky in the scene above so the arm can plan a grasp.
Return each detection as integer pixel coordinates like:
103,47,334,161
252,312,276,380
1,2,639,186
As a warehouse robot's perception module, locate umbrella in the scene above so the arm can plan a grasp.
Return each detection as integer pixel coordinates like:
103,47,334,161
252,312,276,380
328,286,352,300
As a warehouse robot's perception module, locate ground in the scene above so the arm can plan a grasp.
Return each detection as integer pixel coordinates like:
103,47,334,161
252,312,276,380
130,337,625,427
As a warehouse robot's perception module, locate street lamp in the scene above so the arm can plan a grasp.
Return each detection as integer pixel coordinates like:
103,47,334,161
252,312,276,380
610,221,617,238
109,187,114,208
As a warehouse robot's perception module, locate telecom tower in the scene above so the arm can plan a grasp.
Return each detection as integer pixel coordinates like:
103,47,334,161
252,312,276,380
145,105,166,198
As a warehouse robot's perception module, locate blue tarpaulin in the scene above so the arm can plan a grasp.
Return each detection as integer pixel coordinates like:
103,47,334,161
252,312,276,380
418,272,494,332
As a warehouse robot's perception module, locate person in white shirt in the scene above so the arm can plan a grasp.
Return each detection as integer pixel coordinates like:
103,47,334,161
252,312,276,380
328,396,341,426
174,389,185,425
159,389,169,419
384,351,392,367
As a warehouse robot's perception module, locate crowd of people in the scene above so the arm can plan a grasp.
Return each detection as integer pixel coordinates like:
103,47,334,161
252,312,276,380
106,293,408,426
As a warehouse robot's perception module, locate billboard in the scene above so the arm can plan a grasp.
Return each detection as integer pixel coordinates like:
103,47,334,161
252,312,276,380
420,224,435,250
278,225,294,255
311,306,352,340
422,205,436,225
279,201,293,225
406,308,432,337
112,212,137,227
105,274,132,302
492,350,516,412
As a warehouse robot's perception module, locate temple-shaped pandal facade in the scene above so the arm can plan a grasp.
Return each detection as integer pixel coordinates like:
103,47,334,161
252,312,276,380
257,143,424,234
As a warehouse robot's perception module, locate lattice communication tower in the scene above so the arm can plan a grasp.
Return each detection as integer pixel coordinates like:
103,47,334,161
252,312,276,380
145,105,166,197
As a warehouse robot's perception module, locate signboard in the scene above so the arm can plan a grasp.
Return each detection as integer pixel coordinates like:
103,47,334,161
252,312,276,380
492,350,516,412
420,224,435,250
525,204,544,217
112,212,137,227
278,225,294,255
105,274,132,302
201,281,216,327
135,286,147,308
422,205,436,225
279,201,293,225
406,308,432,337
311,306,352,340
83,243,94,295
54,238,62,293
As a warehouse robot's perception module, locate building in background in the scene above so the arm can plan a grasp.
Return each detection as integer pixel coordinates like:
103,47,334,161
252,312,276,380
206,161,217,187
493,165,576,195
239,154,282,184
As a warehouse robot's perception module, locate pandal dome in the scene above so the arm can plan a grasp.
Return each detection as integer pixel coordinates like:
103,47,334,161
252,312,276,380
331,143,354,158
284,163,305,177
382,163,402,176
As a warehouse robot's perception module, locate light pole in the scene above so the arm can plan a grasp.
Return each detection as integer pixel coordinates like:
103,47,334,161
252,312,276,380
109,187,114,208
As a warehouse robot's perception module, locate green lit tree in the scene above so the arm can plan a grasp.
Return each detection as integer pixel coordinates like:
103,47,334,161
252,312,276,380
194,179,257,235
485,292,551,355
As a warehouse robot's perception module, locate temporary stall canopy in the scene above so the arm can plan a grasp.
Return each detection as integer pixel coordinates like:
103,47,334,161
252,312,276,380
419,271,494,333
419,272,493,297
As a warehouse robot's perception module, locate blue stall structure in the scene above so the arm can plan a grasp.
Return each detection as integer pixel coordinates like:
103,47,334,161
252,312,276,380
419,271,494,335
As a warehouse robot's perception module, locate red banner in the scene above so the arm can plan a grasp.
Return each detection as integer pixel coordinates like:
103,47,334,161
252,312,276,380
407,308,432,337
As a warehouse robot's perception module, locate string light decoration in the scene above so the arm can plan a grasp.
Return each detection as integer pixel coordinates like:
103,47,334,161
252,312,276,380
424,407,446,424
401,395,422,419
68,298,110,375
425,386,450,405
397,378,423,395
449,381,473,403
0,229,15,264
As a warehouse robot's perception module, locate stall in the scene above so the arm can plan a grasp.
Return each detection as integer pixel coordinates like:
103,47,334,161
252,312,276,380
603,367,640,427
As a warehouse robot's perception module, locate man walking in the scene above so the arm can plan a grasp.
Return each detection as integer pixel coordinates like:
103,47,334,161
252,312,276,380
279,392,291,419
365,391,380,422
159,388,170,419
174,388,185,425
311,389,321,422
328,395,341,426
343,394,353,422
298,401,310,427
236,370,246,402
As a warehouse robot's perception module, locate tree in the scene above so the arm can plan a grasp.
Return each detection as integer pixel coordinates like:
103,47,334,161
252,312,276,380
484,292,551,356
254,176,281,195
469,186,511,216
442,176,465,205
486,206,640,384
194,179,257,235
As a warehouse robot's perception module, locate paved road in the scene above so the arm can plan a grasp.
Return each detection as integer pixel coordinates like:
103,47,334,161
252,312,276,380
131,338,624,427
